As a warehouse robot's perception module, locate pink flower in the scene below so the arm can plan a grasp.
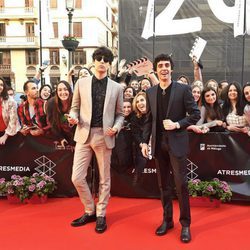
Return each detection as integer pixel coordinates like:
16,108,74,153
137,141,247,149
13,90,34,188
37,181,46,189
7,188,14,194
30,178,36,183
206,185,214,192
0,178,5,184
28,184,36,192
192,179,201,185
11,175,20,180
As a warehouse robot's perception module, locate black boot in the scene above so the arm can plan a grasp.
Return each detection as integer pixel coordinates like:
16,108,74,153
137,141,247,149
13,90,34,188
155,220,174,236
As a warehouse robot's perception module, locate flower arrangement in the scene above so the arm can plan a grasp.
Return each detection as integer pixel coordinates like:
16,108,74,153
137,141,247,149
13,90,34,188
0,173,56,203
63,34,77,41
188,178,232,202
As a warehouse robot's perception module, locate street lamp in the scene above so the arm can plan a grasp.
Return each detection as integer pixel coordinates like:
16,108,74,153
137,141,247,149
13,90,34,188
65,0,75,71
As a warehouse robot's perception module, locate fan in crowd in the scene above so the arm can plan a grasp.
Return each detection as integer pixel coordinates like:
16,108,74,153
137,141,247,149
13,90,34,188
67,66,93,89
222,82,248,133
0,77,20,145
46,80,75,148
111,98,133,173
18,80,47,136
188,86,225,133
191,84,202,110
129,79,140,93
218,80,229,102
130,91,148,185
123,86,136,99
39,84,53,101
139,78,152,92
177,75,190,85
205,79,219,93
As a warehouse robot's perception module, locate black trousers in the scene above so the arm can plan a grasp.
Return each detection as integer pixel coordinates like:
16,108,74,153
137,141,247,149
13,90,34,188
155,133,191,227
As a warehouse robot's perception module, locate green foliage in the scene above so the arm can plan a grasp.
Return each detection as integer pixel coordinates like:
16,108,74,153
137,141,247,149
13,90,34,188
63,34,77,41
0,173,56,203
188,178,232,202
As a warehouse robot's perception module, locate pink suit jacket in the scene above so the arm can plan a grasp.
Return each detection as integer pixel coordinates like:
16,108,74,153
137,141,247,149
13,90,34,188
69,76,124,149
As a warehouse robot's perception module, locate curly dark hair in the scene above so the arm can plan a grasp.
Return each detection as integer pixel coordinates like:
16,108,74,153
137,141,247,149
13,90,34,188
0,77,8,100
153,54,174,71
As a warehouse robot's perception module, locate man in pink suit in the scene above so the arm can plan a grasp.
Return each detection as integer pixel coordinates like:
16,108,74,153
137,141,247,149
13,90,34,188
68,47,124,233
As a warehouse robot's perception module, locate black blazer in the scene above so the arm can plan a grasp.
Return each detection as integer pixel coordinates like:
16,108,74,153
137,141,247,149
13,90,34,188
143,81,200,157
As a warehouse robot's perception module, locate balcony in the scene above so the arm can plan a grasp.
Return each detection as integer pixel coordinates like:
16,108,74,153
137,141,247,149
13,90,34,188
0,7,37,19
0,64,11,74
0,36,39,49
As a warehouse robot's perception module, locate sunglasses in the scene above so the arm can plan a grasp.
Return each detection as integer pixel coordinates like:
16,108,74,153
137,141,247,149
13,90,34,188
95,55,109,63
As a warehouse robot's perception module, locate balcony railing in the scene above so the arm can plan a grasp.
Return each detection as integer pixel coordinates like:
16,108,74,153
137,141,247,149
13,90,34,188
0,36,39,48
0,7,36,18
0,64,11,73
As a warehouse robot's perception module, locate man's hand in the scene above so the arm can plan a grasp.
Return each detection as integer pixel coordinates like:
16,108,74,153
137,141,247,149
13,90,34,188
30,128,44,136
20,125,31,136
105,127,118,136
163,119,177,130
0,134,8,145
141,143,149,158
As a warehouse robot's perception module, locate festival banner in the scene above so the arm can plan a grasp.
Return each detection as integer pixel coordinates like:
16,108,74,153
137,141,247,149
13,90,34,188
1,133,249,201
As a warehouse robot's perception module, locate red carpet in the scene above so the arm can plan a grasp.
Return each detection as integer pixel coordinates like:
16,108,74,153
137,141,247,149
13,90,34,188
0,197,249,250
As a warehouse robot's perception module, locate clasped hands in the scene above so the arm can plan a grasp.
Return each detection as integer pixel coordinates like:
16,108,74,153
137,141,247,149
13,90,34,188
67,114,117,136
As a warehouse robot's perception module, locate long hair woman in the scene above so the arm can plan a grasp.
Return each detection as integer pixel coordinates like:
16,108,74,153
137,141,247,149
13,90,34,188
130,91,148,185
46,80,75,147
0,77,20,145
222,82,248,132
111,98,134,173
199,86,225,131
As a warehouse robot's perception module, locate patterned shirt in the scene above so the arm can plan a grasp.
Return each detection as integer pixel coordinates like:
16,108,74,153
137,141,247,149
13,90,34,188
1,98,20,135
244,104,250,125
91,75,108,127
18,98,47,128
226,111,247,127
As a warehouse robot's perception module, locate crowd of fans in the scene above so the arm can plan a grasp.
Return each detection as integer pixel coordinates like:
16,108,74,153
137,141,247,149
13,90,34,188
0,56,250,182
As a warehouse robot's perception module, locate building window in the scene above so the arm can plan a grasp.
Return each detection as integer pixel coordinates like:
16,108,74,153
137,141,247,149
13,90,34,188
26,50,38,65
25,0,33,7
73,50,86,65
0,50,10,65
26,23,35,41
106,31,109,47
0,23,6,41
49,49,59,65
106,6,109,21
73,22,82,38
50,0,57,8
75,0,81,9
53,22,58,38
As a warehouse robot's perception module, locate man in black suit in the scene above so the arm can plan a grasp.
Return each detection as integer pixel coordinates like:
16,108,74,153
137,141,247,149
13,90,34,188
141,54,200,243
